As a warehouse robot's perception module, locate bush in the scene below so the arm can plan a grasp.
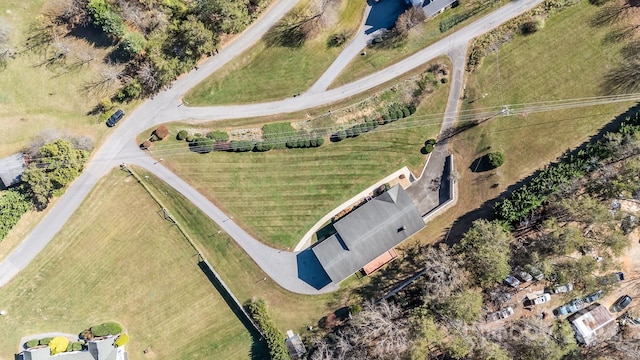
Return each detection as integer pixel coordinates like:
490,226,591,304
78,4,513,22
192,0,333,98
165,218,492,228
388,111,398,122
408,104,417,114
39,337,53,345
26,339,39,348
120,31,147,57
382,114,390,124
521,19,542,34
425,144,435,153
71,342,83,351
206,130,229,142
230,140,253,152
402,107,411,117
345,128,354,138
333,130,346,141
254,141,273,152
185,135,194,142
91,322,123,337
348,303,362,315
49,337,69,355
176,130,188,140
316,137,325,146
155,125,170,140
488,151,505,168
0,190,31,241
351,126,361,137
247,299,289,360
114,334,129,347
190,137,214,153
115,80,142,102
327,31,349,47
140,140,152,150
425,138,437,146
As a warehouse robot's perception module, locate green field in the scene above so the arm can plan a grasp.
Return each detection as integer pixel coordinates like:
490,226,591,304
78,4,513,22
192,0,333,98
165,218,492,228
329,0,506,88
184,0,366,105
415,1,638,243
151,80,448,249
137,168,361,334
0,171,255,359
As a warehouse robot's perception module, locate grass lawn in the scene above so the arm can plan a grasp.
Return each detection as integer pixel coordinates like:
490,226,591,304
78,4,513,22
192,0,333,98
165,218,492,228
137,168,364,335
411,1,638,244
0,1,126,158
0,170,255,359
184,0,366,105
151,79,449,249
329,0,507,88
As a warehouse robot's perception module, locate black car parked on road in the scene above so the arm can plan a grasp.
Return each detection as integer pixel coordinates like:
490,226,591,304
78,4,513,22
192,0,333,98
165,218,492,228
106,109,125,127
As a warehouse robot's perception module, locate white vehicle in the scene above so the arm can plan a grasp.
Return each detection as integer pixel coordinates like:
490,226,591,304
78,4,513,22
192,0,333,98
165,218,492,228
486,306,515,322
525,293,551,306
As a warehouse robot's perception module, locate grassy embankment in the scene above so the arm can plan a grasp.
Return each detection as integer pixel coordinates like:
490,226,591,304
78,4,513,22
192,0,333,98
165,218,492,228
184,0,366,105
0,171,255,359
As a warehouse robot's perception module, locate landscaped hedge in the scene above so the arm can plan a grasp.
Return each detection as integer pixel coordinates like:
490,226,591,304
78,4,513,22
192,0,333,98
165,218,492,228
494,109,640,225
71,341,83,351
262,122,297,149
25,339,39,348
0,190,31,242
91,321,123,337
331,103,414,142
247,299,290,360
206,130,230,143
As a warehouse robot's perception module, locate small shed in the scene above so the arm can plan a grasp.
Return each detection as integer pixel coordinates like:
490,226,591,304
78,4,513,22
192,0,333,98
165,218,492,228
568,303,618,345
0,153,26,189
285,330,306,360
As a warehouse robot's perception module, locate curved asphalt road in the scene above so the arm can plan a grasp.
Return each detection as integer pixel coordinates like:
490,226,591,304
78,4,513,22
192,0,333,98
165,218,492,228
0,0,544,294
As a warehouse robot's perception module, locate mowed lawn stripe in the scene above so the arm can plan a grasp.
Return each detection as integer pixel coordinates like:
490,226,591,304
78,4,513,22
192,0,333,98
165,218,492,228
0,171,253,359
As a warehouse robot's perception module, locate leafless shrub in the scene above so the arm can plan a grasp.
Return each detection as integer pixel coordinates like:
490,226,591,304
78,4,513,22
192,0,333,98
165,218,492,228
137,60,160,93
420,244,466,300
83,62,126,95
46,0,90,27
395,6,427,38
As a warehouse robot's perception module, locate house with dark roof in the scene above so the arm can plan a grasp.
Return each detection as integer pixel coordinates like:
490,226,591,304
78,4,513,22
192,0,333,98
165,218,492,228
22,337,126,360
312,185,424,284
568,303,618,346
0,152,26,189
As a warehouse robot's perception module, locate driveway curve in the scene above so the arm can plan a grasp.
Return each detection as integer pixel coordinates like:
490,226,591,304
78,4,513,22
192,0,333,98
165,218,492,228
0,0,544,294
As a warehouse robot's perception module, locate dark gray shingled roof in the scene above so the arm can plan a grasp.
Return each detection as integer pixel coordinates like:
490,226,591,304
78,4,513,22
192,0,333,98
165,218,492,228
312,185,424,283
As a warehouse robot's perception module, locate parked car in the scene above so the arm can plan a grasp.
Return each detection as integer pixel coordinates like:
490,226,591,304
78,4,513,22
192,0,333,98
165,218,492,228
584,290,604,303
504,275,521,288
514,268,533,283
486,307,515,322
525,294,551,307
553,298,584,316
612,295,633,312
106,109,125,127
547,283,574,294
524,265,544,281
599,272,624,285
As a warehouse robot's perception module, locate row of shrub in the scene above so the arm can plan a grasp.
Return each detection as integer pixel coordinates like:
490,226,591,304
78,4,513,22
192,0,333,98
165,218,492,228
332,103,416,142
0,190,31,241
79,321,124,340
25,337,83,352
246,299,290,360
177,130,230,143
494,109,640,225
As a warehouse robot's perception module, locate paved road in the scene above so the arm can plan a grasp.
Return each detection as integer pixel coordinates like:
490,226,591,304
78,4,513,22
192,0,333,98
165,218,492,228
405,44,467,215
0,0,545,294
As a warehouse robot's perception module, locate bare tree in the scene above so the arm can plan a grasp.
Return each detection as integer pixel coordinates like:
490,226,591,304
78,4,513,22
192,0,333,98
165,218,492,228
421,244,466,300
46,0,89,27
137,60,160,93
83,62,126,95
0,17,11,69
395,7,427,38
